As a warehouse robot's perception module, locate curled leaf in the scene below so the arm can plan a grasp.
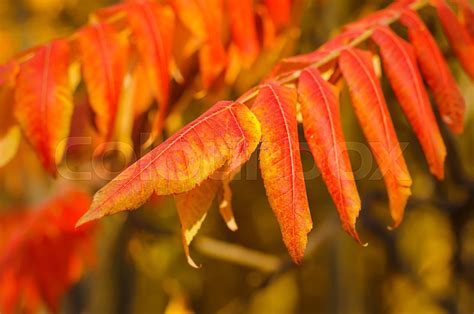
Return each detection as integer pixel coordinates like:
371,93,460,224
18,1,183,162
252,83,312,263
339,48,412,227
372,26,446,179
78,101,261,226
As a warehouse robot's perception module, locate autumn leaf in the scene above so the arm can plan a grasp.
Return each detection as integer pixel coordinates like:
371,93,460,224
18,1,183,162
126,1,175,146
14,39,74,176
339,48,412,227
0,188,95,314
297,68,362,241
196,0,228,89
399,10,466,134
76,22,129,146
226,0,259,67
78,101,261,226
453,0,474,39
252,83,312,263
372,26,446,180
175,179,219,268
431,0,474,79
263,0,291,31
0,63,20,168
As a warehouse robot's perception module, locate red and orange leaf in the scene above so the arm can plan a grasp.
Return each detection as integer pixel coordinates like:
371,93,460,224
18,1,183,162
196,0,227,89
78,101,261,225
339,48,412,227
297,68,362,241
76,22,129,145
14,39,74,176
453,0,474,39
226,0,259,67
372,26,446,179
399,10,466,134
175,178,219,268
263,0,291,31
252,83,312,263
431,0,474,79
0,188,95,314
0,63,20,168
127,1,175,145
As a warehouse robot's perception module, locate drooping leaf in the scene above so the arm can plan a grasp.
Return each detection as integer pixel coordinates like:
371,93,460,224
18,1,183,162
372,26,446,180
14,40,74,176
297,69,361,241
453,0,474,39
217,173,238,232
175,178,219,268
226,0,259,66
252,83,312,263
78,101,261,226
431,0,474,79
196,0,228,89
339,48,412,227
399,10,466,134
126,1,175,146
263,0,291,31
76,22,129,145
0,188,95,314
0,63,20,168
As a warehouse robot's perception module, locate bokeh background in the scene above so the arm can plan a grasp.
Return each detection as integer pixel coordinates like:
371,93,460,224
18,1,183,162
0,0,473,313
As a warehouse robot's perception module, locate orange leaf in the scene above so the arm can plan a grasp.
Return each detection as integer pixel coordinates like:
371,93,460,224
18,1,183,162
372,26,446,180
0,63,20,168
14,40,74,176
453,0,474,39
339,48,412,227
226,0,259,66
431,0,474,79
400,10,466,134
78,101,261,226
196,0,227,89
175,178,219,268
76,22,129,145
126,1,175,145
263,0,291,31
298,69,362,241
0,188,95,314
252,83,312,263
217,173,238,232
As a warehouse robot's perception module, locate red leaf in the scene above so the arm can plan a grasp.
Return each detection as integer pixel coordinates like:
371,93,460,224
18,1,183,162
197,0,227,89
226,0,259,66
78,101,261,226
0,188,95,314
252,83,312,263
298,69,362,241
263,0,291,30
400,10,466,134
14,40,74,176
76,22,129,144
339,48,412,227
372,26,446,179
127,1,175,145
453,0,474,39
431,0,474,79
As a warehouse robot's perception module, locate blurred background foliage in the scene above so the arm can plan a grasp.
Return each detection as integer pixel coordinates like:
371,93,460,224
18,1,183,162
0,0,473,313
